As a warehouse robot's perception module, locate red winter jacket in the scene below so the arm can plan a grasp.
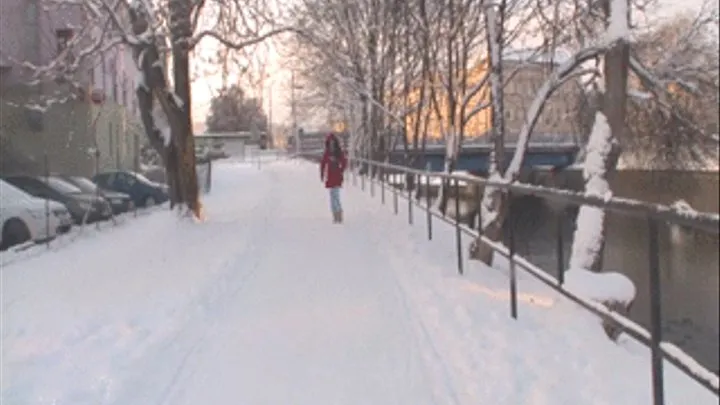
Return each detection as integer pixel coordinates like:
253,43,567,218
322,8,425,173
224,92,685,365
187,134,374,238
320,134,347,188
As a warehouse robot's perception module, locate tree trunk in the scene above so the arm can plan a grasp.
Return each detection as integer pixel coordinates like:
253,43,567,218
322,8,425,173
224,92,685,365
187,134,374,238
169,0,201,216
470,4,506,264
568,0,628,272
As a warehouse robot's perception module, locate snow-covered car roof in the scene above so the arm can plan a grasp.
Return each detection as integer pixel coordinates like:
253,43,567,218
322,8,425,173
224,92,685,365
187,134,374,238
0,179,64,209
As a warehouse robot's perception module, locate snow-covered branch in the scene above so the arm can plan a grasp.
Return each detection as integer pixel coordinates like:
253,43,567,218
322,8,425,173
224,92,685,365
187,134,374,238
191,27,293,50
499,34,623,180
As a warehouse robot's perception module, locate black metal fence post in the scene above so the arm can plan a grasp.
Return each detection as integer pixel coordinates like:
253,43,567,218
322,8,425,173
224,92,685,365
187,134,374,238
94,148,101,229
426,170,432,241
361,167,366,191
454,178,463,275
370,165,375,197
475,184,482,232
557,214,565,285
44,153,50,249
207,159,212,193
648,217,665,405
508,191,518,319
381,167,385,204
393,174,398,215
352,161,357,186
408,173,413,225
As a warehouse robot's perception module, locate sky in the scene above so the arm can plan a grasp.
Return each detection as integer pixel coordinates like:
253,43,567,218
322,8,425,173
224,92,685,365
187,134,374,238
189,0,714,135
190,33,291,135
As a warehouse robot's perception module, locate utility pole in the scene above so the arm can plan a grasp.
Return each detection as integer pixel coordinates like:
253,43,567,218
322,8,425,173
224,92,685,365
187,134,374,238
268,84,273,149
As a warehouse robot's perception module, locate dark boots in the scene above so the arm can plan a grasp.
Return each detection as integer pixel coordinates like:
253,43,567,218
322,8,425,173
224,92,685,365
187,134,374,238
332,211,344,224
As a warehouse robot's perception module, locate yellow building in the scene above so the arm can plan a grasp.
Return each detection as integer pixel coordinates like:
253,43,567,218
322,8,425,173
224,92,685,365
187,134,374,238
404,60,493,143
402,52,582,144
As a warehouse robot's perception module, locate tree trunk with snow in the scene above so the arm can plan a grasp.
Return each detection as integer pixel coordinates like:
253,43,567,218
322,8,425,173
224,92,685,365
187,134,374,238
568,0,628,272
470,3,506,264
437,126,460,214
130,1,200,217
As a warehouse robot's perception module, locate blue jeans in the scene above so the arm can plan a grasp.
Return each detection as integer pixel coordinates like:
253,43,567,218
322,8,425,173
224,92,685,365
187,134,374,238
329,187,342,213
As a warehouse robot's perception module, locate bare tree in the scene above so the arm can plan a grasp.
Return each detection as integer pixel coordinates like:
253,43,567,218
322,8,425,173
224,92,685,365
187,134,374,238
622,10,719,170
468,0,621,264
286,0,434,166
281,0,716,273
19,0,291,218
470,0,718,269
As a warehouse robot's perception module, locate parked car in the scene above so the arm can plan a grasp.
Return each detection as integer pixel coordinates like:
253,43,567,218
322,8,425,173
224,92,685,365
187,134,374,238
57,175,134,214
3,175,112,224
93,170,169,208
140,165,166,184
208,141,229,160
0,180,72,250
195,145,210,163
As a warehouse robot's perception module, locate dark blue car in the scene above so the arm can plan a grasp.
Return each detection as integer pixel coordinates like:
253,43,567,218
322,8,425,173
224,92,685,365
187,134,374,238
93,171,169,208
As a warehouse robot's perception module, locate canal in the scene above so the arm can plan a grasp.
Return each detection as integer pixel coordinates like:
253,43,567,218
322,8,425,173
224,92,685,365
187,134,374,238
503,170,719,374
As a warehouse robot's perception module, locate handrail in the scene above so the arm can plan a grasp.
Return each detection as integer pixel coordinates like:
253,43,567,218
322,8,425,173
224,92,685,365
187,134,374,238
292,151,719,403
349,156,719,234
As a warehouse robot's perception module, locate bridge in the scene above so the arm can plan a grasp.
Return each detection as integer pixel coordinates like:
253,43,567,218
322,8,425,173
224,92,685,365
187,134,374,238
1,151,717,405
290,131,579,173
389,142,580,173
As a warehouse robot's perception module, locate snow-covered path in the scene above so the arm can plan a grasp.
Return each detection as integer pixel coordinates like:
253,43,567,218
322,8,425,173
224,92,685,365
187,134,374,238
1,159,716,405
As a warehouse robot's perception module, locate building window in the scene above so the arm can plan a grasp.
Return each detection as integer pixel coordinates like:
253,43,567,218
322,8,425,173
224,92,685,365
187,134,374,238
25,107,44,132
122,76,129,107
109,58,118,103
101,52,107,95
25,0,40,64
56,29,73,54
25,1,37,22
109,122,114,158
544,104,555,127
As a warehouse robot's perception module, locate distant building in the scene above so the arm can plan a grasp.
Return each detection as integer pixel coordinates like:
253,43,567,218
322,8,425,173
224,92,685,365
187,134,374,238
287,129,349,154
195,130,268,156
0,0,142,177
405,48,581,145
500,49,581,143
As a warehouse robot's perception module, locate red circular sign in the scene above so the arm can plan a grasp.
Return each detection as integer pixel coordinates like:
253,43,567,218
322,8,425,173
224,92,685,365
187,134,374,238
90,89,105,104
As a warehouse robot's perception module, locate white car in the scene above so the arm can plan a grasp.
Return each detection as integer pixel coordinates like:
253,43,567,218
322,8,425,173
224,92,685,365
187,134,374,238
195,145,210,161
0,179,73,250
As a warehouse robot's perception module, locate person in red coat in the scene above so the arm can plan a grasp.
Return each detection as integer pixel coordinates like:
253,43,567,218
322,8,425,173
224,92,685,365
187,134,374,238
320,133,347,223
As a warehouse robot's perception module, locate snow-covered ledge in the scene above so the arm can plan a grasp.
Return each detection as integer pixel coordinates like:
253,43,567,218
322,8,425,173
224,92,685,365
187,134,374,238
564,268,637,340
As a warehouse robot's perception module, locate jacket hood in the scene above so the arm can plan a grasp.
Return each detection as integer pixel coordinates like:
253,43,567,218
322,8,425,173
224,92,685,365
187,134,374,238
325,133,337,148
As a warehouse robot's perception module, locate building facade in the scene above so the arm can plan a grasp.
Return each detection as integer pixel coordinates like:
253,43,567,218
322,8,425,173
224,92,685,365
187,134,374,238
0,0,143,177
500,50,581,144
405,49,582,145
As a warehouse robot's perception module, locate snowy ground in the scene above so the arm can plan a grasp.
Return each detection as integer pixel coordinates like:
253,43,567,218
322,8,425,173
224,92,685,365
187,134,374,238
1,158,716,405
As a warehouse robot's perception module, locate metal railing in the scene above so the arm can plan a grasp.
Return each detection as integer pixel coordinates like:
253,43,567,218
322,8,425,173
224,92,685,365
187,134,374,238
296,152,719,404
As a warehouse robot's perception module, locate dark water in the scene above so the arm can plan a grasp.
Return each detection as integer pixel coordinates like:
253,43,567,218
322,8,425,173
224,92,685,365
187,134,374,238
504,170,719,373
